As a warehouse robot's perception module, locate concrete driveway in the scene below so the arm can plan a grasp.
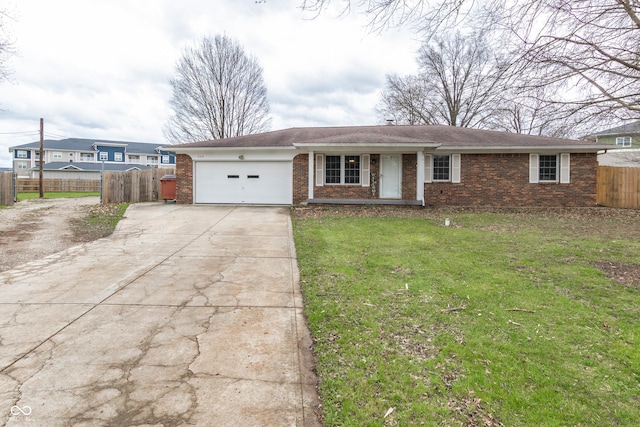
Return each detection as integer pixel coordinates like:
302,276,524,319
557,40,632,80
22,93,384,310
0,204,320,426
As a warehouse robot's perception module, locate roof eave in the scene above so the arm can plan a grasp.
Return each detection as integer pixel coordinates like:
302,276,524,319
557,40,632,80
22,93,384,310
293,142,441,152
441,145,610,153
165,145,298,154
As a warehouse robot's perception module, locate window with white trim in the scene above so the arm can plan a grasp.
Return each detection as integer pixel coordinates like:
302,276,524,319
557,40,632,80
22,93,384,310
433,155,450,181
161,155,170,164
114,152,123,162
539,155,558,181
147,156,158,165
80,152,94,162
16,150,27,158
99,152,108,161
17,161,27,169
424,154,461,183
529,153,570,184
53,151,62,160
128,155,140,164
616,136,632,147
325,155,360,185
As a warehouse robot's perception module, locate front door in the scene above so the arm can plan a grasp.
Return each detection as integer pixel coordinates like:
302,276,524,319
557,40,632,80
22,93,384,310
380,154,401,198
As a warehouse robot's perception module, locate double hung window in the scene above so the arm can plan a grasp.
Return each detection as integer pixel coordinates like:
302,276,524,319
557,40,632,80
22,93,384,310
325,155,360,185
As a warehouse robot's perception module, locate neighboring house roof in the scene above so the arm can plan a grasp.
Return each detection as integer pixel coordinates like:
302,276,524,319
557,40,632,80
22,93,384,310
41,162,153,172
9,138,165,154
591,121,640,137
598,149,640,168
168,125,608,153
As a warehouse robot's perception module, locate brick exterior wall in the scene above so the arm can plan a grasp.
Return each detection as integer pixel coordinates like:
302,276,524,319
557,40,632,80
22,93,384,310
402,154,417,200
292,154,308,204
424,153,598,207
182,151,598,207
176,154,193,204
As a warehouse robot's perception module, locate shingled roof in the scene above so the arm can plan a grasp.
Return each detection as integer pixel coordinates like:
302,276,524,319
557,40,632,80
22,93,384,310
169,125,607,152
592,121,640,136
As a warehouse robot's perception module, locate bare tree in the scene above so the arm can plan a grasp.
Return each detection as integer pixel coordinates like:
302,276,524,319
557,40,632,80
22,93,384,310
510,0,640,120
0,8,17,84
303,0,640,120
164,35,271,144
486,86,587,138
377,31,509,128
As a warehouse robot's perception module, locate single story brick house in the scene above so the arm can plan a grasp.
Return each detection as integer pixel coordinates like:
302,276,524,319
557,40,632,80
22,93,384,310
166,125,610,207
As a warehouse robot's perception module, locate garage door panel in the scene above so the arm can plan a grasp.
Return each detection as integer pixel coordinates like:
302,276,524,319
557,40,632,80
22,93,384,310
195,161,292,204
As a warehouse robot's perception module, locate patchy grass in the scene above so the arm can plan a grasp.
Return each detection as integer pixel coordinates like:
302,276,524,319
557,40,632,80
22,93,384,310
292,206,640,426
70,203,128,241
18,192,100,201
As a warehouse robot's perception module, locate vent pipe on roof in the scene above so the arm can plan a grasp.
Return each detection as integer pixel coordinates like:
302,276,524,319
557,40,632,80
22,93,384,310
386,119,394,126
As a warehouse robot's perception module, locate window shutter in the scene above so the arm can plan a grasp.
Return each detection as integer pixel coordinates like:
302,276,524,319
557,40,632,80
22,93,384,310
424,154,433,183
361,154,370,187
529,154,539,184
451,154,461,183
315,154,324,187
560,153,570,184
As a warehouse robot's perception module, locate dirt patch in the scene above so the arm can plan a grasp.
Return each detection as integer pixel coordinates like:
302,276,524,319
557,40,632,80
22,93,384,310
594,261,640,288
0,197,101,272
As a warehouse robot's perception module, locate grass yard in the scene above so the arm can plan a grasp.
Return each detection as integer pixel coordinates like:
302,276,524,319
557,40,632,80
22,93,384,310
292,206,640,426
17,191,100,201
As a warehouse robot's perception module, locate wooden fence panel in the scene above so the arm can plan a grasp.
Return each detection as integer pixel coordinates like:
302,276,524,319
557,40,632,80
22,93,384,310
102,168,174,204
0,172,14,206
16,178,101,193
597,166,640,209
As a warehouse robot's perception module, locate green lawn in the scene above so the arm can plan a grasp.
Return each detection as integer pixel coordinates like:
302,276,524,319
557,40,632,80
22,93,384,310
17,192,100,201
292,207,640,426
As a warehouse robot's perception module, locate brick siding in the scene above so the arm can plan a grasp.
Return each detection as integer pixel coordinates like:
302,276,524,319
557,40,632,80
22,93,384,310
424,153,598,207
292,154,308,204
176,154,193,204
184,151,598,207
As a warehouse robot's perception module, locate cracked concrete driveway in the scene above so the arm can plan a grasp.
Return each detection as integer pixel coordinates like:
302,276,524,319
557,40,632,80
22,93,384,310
0,204,320,426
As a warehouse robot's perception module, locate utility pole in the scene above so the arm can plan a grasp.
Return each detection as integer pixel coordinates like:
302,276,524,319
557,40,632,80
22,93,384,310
39,118,44,198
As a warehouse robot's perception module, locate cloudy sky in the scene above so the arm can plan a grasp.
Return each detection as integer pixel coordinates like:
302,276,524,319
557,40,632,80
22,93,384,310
0,0,421,167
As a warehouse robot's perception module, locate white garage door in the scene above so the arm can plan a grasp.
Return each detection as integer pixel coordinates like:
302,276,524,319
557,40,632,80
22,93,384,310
194,161,292,204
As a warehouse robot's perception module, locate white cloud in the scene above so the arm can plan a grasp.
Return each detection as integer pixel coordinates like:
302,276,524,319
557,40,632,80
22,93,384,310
0,0,420,166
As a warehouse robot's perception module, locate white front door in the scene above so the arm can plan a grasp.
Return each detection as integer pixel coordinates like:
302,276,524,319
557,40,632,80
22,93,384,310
380,154,401,198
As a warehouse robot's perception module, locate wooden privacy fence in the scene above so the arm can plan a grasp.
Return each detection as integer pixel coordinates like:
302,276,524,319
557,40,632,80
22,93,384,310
597,166,640,209
17,178,100,193
102,168,175,204
0,172,14,206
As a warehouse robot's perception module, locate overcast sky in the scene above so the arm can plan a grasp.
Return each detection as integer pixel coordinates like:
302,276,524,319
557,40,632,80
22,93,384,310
0,0,421,167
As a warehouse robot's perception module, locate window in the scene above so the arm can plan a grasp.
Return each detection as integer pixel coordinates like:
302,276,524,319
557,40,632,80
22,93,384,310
16,150,27,158
147,156,158,165
325,155,360,184
99,152,108,161
17,161,27,169
433,155,450,181
128,155,140,164
616,136,632,147
53,151,62,160
539,155,557,181
161,155,170,164
114,152,123,162
424,154,461,183
80,153,94,162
